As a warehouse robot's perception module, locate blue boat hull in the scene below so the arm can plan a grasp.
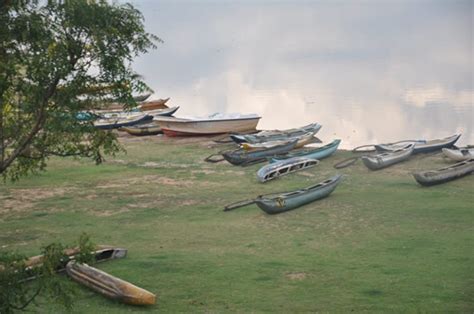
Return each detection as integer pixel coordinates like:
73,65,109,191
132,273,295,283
270,139,341,163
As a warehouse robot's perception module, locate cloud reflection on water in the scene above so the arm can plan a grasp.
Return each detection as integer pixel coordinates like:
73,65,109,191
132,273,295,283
131,0,473,148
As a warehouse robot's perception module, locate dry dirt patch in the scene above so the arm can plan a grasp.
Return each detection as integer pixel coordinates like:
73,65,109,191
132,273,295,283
285,272,308,280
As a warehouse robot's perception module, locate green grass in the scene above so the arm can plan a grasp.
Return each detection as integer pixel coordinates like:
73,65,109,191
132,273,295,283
1,137,473,313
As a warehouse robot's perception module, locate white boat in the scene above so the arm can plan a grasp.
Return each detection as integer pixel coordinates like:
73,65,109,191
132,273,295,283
442,147,474,161
154,113,261,136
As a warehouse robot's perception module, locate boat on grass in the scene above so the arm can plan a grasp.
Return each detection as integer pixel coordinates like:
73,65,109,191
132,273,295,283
413,159,474,186
222,140,297,166
375,134,460,154
361,144,414,170
99,106,179,119
119,122,162,136
66,261,156,305
271,139,341,163
155,113,261,136
224,174,342,214
442,147,474,161
257,157,319,182
94,114,152,130
241,132,318,150
230,123,321,144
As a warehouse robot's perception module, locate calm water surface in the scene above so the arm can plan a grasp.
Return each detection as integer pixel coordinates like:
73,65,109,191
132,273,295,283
131,1,473,148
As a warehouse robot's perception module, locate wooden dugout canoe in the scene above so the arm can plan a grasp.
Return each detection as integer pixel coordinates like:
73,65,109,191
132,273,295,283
139,98,170,111
230,123,322,144
257,157,319,183
155,114,261,136
413,159,474,186
442,147,474,161
271,139,341,163
375,134,461,154
66,262,156,305
361,144,414,170
222,140,297,166
119,122,162,136
241,132,317,150
94,114,153,130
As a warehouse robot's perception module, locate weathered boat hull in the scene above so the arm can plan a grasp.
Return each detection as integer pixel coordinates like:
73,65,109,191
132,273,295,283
442,148,474,161
139,98,170,111
361,144,414,170
257,157,319,182
94,114,153,130
242,132,317,150
155,115,261,136
255,174,342,214
119,123,162,136
223,140,297,166
230,123,321,144
375,134,460,154
413,159,474,186
66,262,156,305
271,139,341,163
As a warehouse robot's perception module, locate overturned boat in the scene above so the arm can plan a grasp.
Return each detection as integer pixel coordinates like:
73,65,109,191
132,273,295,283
361,144,414,170
224,174,342,214
154,113,261,136
119,122,162,136
442,147,474,161
271,139,341,163
413,159,474,186
230,123,322,144
66,261,156,305
257,157,319,183
375,134,460,154
222,140,297,166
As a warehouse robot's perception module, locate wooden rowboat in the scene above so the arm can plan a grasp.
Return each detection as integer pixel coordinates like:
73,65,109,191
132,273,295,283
222,140,297,166
155,113,261,136
270,139,341,163
139,98,170,111
375,134,461,154
99,106,179,119
257,157,319,182
66,262,156,305
94,114,153,130
413,159,474,186
442,147,474,161
119,122,162,136
230,123,322,144
361,144,414,170
241,132,317,150
224,174,342,214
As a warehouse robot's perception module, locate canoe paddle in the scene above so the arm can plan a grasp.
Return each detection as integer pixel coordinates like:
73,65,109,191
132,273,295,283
224,199,256,211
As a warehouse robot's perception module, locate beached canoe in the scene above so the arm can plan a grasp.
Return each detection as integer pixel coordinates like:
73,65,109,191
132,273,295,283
442,147,474,161
119,122,162,136
133,93,152,102
224,174,342,214
257,157,319,183
66,262,156,305
375,134,461,154
270,139,341,163
98,106,178,119
413,159,474,186
139,98,170,111
94,114,153,130
361,144,414,170
230,123,322,144
241,132,317,150
222,140,297,166
155,113,261,136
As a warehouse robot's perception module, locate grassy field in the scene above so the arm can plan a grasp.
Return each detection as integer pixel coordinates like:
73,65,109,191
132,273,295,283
1,135,473,313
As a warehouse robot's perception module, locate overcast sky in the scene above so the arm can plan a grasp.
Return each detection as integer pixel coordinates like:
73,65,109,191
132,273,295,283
130,0,472,147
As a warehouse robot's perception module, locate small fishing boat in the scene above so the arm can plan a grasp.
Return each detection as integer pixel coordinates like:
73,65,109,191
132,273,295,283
139,98,170,111
241,132,317,150
257,157,319,182
224,174,342,214
222,140,297,166
271,139,341,163
66,262,156,305
442,147,474,161
230,123,322,144
413,159,474,186
155,113,261,136
94,114,153,130
361,144,414,170
98,106,179,119
119,122,162,136
133,93,152,102
375,134,461,154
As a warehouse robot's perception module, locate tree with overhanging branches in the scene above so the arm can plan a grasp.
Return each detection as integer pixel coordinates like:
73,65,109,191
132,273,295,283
0,0,160,180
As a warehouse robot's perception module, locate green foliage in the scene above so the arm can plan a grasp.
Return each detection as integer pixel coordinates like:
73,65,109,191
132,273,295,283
0,233,95,313
0,0,160,180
